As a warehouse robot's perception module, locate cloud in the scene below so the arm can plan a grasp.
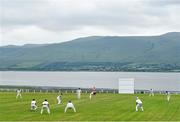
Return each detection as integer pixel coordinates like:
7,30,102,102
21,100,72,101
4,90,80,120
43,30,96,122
1,0,180,45
145,0,180,6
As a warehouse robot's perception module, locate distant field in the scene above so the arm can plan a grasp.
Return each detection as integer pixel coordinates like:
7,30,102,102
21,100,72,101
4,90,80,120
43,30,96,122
0,92,180,121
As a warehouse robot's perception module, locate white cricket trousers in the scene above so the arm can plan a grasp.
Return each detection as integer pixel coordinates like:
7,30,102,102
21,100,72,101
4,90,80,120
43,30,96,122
64,106,76,113
16,93,22,99
136,103,144,111
41,106,50,114
89,92,93,100
149,93,154,96
167,95,170,102
77,93,81,99
57,99,61,104
31,105,37,110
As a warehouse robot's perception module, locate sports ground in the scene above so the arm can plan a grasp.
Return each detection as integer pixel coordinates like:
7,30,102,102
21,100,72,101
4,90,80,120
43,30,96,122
0,92,180,121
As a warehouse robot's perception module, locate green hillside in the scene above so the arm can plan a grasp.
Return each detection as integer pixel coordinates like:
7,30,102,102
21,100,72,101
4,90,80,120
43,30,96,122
0,32,180,71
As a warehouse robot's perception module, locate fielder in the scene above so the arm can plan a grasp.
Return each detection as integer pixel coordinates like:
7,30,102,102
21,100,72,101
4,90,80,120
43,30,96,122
149,89,154,96
31,99,37,110
41,99,50,114
136,97,144,112
64,101,76,113
57,95,62,104
76,88,82,99
89,86,96,100
166,91,171,102
16,89,22,99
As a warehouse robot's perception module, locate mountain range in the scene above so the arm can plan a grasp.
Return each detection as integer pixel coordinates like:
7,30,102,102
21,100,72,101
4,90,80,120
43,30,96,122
0,32,180,72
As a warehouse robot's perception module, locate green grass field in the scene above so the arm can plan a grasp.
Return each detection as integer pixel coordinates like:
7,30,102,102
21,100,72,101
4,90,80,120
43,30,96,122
0,92,180,121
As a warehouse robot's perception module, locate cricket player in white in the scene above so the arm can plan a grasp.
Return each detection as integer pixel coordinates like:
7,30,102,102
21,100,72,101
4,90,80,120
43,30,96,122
31,99,37,110
166,91,171,102
57,95,62,104
41,99,50,114
136,97,144,112
89,86,96,100
16,89,22,99
76,88,81,99
149,89,154,96
64,101,76,113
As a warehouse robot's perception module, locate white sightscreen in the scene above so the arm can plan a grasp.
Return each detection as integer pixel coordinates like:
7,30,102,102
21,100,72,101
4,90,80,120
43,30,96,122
119,78,134,94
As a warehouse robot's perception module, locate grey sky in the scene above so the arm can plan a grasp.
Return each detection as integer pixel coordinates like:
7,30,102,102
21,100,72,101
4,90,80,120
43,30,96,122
0,0,180,46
